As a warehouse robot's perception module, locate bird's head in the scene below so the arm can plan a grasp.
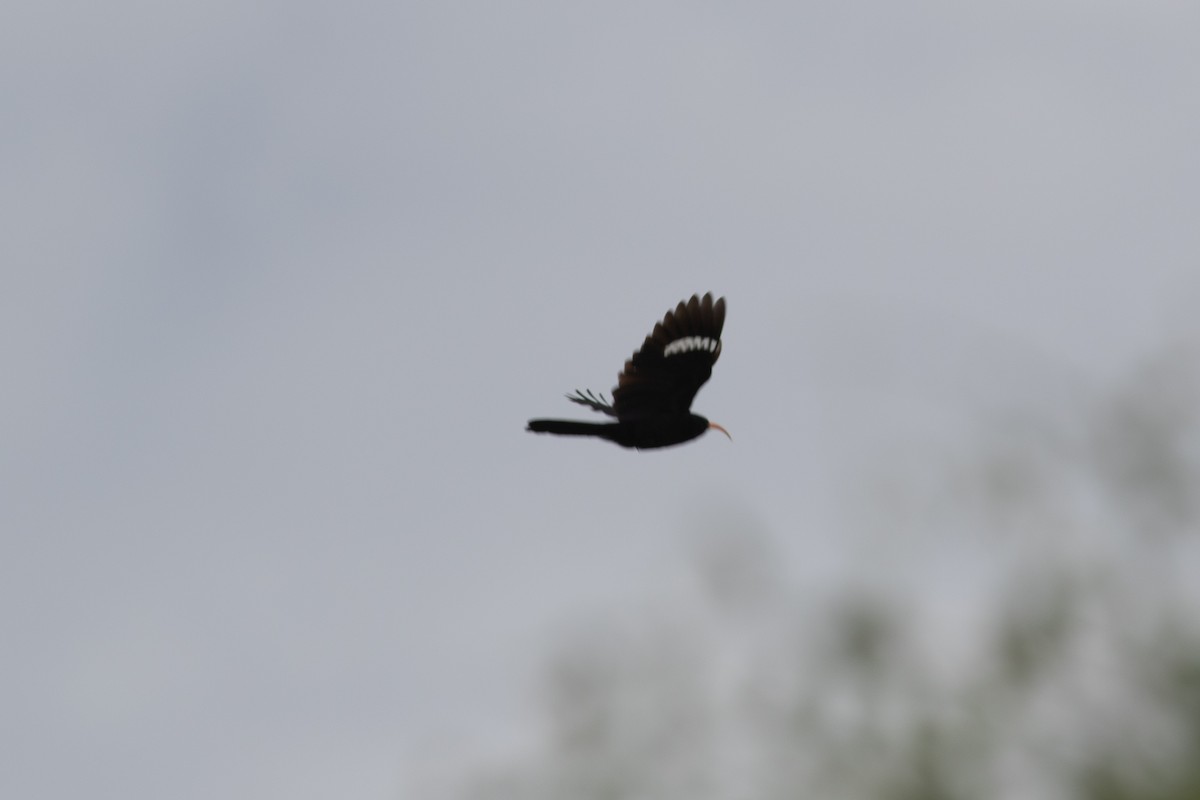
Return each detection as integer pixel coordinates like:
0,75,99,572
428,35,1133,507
691,415,731,442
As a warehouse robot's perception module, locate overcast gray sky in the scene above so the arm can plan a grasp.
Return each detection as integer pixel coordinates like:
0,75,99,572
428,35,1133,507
3,2,1199,798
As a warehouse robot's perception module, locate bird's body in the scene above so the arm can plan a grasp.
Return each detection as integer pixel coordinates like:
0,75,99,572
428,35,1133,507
526,293,729,450
526,413,714,449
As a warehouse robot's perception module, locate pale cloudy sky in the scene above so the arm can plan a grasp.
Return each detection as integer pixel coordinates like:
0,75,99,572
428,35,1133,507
2,2,1198,798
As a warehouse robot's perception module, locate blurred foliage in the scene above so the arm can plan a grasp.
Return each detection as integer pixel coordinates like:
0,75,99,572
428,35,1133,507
443,351,1200,800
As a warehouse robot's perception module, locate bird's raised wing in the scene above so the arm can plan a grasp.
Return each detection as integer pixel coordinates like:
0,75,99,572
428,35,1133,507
612,293,725,420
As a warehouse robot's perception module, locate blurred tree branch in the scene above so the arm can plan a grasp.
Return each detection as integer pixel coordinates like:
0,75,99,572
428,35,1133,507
445,349,1200,800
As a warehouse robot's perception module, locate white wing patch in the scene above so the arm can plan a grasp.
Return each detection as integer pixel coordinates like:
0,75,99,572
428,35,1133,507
663,336,720,358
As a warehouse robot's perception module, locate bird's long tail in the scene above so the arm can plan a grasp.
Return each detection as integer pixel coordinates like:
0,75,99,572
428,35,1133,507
526,419,619,440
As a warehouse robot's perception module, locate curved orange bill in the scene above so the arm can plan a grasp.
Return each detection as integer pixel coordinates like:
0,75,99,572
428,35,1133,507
709,422,732,440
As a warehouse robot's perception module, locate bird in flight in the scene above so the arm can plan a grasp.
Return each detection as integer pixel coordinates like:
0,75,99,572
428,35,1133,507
527,293,731,449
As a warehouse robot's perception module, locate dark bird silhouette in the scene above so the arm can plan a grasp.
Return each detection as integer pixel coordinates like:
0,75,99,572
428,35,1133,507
527,293,731,449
